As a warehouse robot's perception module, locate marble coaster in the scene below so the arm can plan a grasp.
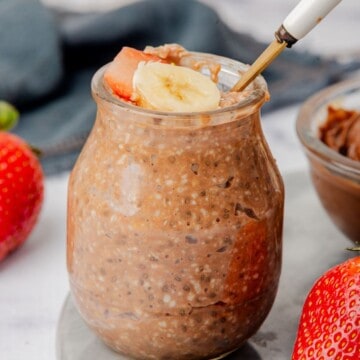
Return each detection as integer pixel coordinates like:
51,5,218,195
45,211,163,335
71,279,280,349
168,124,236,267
56,171,351,360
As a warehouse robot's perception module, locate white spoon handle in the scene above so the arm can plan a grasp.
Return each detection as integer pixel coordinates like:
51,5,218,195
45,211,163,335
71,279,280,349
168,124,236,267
283,0,342,41
232,0,343,91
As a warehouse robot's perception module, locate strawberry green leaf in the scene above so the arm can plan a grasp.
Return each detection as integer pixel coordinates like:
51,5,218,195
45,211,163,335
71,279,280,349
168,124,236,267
0,101,19,131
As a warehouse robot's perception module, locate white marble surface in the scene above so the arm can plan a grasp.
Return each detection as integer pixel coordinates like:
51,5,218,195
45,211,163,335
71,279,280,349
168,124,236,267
1,1,359,359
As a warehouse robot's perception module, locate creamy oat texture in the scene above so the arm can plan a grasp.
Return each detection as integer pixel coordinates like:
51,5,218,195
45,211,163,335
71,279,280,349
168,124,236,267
67,52,284,360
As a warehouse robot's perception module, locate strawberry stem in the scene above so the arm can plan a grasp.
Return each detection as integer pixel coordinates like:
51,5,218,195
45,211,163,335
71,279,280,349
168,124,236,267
0,101,19,131
347,246,360,252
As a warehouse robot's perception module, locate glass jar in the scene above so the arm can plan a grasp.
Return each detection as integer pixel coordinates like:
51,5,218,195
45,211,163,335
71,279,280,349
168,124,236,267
67,53,284,360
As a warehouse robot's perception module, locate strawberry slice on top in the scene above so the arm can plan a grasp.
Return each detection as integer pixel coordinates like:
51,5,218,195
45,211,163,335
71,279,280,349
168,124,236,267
104,47,164,101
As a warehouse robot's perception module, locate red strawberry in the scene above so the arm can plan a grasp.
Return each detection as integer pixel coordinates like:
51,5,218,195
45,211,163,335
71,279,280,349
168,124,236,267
292,256,360,360
0,103,44,261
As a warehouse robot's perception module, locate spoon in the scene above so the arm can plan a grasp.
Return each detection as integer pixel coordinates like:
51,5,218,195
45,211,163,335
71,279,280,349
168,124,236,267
232,0,343,92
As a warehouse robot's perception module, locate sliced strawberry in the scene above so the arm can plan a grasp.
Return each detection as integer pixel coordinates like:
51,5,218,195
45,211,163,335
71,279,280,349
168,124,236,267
104,47,164,100
223,220,269,304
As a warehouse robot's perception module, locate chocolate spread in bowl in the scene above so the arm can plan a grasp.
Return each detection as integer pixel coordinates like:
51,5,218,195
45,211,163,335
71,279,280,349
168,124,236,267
308,105,360,243
319,106,360,161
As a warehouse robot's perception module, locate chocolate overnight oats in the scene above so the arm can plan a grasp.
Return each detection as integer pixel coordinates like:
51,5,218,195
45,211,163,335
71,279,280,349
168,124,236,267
67,45,284,359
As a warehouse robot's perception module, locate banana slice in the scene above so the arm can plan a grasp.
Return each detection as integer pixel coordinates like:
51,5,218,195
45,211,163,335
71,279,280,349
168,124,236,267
133,62,220,112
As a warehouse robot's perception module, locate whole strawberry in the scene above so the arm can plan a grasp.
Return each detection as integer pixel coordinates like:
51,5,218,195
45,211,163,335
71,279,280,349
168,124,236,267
0,101,44,261
292,256,360,360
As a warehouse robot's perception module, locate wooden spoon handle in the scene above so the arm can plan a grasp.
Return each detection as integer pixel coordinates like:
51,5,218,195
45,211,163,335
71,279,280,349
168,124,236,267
231,40,286,92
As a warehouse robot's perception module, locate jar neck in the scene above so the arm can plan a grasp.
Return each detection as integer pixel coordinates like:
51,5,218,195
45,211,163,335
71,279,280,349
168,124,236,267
92,105,265,160
96,97,262,133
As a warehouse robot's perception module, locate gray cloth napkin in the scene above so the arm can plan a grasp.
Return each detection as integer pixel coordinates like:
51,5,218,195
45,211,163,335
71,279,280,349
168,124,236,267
1,0,357,175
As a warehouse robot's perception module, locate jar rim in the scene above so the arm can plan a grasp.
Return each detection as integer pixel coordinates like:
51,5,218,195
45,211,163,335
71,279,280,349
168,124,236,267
296,76,360,178
91,51,268,126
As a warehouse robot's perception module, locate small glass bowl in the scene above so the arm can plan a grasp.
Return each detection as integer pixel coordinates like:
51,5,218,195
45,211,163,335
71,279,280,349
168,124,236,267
296,77,360,245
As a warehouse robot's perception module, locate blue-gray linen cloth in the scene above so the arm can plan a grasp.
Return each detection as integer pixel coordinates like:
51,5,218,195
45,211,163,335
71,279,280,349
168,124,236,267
1,0,357,175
